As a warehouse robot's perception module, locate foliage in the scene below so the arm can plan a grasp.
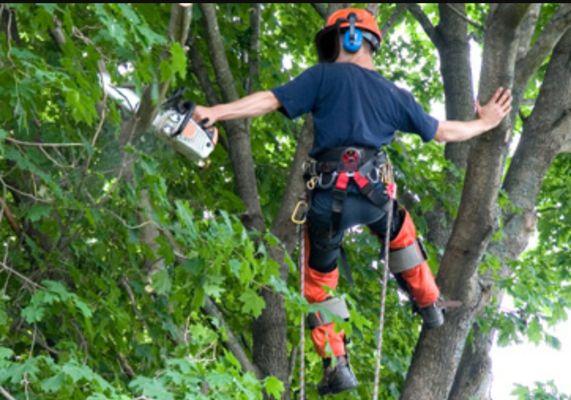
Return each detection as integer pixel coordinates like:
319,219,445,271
512,380,571,400
0,3,568,400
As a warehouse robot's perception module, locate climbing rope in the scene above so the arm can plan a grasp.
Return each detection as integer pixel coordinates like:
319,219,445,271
292,197,309,400
298,223,306,400
373,163,395,400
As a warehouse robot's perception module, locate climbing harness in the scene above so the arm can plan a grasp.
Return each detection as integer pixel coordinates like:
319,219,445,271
305,147,390,235
373,161,395,400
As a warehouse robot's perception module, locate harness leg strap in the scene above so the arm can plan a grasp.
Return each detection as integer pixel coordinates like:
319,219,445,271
307,296,350,329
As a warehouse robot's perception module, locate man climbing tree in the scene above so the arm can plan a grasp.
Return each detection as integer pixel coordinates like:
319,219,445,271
192,6,513,396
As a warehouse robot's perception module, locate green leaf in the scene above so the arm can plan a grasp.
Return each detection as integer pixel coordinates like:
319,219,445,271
130,376,174,400
151,269,172,296
41,373,65,393
26,204,51,222
0,347,14,360
21,303,46,323
264,376,284,400
170,42,187,80
239,289,265,318
527,318,542,343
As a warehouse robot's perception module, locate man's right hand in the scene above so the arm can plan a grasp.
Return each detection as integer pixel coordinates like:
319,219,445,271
193,105,219,128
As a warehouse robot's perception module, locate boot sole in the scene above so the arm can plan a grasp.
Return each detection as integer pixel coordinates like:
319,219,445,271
318,381,359,396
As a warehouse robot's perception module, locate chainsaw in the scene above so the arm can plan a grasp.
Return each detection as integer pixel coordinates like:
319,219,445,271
99,72,216,163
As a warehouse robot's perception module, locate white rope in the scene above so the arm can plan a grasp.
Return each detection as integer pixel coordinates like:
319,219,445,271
298,223,306,400
373,163,395,400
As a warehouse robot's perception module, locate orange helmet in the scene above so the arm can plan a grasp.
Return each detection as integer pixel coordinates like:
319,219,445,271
315,8,382,63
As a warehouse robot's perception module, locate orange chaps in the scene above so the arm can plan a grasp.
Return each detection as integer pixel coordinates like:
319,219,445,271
304,209,440,358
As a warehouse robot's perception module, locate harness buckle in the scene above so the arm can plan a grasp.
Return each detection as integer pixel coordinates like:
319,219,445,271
340,147,361,172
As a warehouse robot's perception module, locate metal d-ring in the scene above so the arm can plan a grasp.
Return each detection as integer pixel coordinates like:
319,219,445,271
367,167,380,184
318,171,338,189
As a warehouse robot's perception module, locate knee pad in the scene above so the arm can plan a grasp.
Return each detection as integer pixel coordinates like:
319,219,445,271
307,296,349,358
389,209,427,274
307,296,350,329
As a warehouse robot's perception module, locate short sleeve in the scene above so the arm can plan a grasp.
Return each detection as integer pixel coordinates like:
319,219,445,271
271,65,324,119
393,87,439,142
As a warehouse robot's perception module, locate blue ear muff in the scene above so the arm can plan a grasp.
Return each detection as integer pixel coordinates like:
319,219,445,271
343,28,363,53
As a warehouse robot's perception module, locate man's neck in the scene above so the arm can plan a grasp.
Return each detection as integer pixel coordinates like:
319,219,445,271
335,52,376,71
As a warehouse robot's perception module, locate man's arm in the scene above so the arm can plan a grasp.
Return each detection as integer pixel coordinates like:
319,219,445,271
192,91,281,127
434,87,512,143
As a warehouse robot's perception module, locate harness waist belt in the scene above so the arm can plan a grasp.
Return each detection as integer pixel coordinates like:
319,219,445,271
307,296,350,329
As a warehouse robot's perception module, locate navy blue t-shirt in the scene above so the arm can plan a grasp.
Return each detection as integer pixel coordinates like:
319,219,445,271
271,62,439,157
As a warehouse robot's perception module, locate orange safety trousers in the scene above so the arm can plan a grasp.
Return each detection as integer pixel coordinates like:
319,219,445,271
304,209,439,358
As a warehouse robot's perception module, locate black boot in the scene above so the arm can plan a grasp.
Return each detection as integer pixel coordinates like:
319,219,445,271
418,303,444,329
317,356,359,396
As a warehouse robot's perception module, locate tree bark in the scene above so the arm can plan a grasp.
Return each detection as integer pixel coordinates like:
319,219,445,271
401,5,530,399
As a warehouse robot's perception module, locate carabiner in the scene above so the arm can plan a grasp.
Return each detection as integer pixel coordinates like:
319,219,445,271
307,176,318,191
291,200,309,225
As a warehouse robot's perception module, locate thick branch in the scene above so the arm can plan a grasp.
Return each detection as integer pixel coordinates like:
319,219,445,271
199,3,265,231
188,38,221,106
402,5,531,400
367,3,380,17
515,4,571,92
444,4,483,31
311,4,328,20
246,4,261,94
200,4,240,103
204,297,263,378
406,4,441,47
381,4,407,34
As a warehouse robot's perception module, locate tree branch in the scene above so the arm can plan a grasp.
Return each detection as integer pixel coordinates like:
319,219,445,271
246,4,261,94
203,297,262,378
270,117,314,253
0,386,16,400
444,4,484,31
187,37,221,106
406,4,440,46
199,3,265,231
515,4,571,92
367,3,380,17
381,4,407,34
311,4,328,20
199,4,240,103
161,227,262,377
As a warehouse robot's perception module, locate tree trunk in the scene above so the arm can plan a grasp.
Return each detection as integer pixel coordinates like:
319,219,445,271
449,27,571,400
400,5,530,399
